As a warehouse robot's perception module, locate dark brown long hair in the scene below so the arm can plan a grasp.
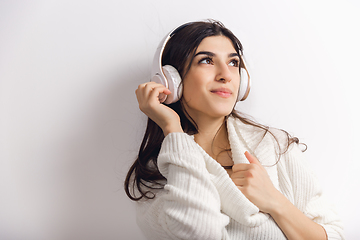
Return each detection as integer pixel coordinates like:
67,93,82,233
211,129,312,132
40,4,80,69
124,20,304,201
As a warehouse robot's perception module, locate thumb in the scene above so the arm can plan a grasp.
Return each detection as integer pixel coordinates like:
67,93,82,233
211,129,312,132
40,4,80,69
244,151,261,165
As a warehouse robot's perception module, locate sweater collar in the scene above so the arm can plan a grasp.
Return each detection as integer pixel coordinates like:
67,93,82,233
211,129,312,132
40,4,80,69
227,116,279,167
197,115,281,227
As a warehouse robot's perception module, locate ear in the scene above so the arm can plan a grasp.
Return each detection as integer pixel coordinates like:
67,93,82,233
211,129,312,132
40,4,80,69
244,151,261,165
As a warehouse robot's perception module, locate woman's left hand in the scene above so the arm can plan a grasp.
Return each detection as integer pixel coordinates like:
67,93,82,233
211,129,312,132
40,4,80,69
231,151,284,214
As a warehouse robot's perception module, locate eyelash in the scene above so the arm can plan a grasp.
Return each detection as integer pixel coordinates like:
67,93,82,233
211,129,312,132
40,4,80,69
229,59,240,67
198,57,240,67
199,57,213,65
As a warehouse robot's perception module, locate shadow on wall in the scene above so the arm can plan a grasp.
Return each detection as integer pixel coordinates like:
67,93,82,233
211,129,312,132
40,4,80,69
45,60,148,240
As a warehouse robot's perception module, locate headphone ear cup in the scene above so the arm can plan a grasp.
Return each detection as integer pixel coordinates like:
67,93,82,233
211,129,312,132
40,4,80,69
151,74,168,103
162,65,183,104
237,67,251,102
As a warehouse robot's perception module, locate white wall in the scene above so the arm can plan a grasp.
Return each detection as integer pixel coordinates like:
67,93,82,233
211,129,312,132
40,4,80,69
1,0,359,239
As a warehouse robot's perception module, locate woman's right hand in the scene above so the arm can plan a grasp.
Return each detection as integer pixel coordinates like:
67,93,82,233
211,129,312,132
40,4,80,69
135,82,183,136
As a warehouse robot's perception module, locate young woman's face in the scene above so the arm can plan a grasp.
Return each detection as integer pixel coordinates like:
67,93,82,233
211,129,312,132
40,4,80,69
182,35,240,121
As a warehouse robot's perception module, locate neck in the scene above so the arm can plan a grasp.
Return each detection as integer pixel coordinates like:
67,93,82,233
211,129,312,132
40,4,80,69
193,116,229,158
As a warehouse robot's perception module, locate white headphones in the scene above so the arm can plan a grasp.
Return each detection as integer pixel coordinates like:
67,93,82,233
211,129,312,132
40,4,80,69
151,22,251,104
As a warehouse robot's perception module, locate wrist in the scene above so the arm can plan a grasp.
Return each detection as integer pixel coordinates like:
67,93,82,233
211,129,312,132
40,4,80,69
162,124,183,136
268,191,291,217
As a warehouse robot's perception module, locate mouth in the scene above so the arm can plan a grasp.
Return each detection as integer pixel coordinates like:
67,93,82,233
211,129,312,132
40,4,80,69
210,88,233,98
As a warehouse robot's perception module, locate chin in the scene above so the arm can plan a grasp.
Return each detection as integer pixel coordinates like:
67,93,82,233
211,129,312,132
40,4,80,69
210,107,234,118
184,99,235,119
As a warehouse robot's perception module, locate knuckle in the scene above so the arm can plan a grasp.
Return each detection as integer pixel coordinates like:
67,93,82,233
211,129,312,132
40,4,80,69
233,179,241,185
145,83,154,90
233,164,242,172
138,83,146,89
248,168,257,175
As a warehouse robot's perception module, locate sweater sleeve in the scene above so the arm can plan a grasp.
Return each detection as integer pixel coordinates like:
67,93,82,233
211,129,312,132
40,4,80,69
136,132,230,240
281,144,344,240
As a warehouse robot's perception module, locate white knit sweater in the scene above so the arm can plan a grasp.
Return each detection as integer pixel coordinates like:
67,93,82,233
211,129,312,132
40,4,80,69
136,116,344,239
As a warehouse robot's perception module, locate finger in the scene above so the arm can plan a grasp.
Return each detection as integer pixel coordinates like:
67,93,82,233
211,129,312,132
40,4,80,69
148,85,171,100
244,151,261,165
136,83,170,101
230,171,246,180
231,177,247,187
137,85,172,112
232,163,251,173
138,82,164,90
138,82,152,90
142,83,171,96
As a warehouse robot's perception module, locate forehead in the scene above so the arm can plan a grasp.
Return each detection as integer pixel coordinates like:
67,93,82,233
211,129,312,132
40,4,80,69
196,35,237,54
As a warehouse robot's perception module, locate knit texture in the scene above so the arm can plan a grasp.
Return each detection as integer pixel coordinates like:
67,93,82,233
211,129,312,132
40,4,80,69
136,116,344,240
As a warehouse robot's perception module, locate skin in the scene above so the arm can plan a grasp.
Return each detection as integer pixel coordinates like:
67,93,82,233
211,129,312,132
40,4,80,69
136,35,327,240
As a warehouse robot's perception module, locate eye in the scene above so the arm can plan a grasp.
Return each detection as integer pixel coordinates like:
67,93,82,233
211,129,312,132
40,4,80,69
228,59,240,67
199,57,213,65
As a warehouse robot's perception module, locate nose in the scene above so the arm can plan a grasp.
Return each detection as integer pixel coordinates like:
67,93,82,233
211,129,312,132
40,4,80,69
215,62,232,83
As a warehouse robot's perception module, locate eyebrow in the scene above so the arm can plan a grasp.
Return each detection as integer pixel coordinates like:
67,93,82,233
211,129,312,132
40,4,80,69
194,51,240,58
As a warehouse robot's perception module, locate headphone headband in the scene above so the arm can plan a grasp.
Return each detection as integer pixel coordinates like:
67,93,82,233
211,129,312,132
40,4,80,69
151,22,193,87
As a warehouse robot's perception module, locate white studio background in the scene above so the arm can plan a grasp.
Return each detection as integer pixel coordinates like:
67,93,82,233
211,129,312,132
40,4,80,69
0,0,359,239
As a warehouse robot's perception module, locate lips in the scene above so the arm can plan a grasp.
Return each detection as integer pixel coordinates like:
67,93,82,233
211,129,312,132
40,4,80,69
210,88,233,98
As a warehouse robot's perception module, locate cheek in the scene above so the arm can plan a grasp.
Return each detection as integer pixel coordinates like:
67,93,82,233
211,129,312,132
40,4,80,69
182,72,208,98
233,73,241,89
182,82,200,102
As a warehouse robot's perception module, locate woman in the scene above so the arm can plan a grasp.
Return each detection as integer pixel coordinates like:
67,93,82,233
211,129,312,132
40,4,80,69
124,20,343,239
